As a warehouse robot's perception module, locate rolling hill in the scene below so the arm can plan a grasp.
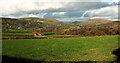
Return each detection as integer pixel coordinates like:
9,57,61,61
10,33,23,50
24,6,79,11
84,18,112,23
1,17,63,32
18,17,62,23
42,18,62,23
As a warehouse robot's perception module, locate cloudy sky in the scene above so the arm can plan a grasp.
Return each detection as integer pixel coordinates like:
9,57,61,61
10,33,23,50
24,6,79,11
0,0,119,21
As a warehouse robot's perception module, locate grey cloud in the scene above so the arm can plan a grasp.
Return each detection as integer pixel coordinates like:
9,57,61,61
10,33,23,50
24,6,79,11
1,2,111,16
1,2,118,21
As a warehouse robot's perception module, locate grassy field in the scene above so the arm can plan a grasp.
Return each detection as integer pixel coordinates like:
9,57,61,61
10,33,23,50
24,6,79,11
2,33,33,35
2,36,118,61
3,29,33,32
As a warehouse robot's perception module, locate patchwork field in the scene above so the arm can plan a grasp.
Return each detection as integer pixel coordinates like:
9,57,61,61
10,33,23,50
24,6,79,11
2,31,80,39
2,36,118,61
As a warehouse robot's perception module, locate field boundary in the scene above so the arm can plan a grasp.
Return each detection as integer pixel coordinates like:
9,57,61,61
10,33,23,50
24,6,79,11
2,35,119,40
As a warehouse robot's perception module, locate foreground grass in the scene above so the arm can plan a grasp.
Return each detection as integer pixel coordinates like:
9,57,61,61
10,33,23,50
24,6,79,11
2,36,118,61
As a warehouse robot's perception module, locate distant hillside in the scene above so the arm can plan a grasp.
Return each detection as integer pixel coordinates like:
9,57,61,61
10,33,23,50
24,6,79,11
2,17,63,31
42,18,62,23
19,17,62,23
84,18,112,23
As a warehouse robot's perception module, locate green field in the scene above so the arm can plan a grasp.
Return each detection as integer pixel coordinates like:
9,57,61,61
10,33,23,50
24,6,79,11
2,33,33,35
2,36,118,61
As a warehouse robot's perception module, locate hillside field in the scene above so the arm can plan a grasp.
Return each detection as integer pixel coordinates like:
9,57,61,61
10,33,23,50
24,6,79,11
2,36,118,61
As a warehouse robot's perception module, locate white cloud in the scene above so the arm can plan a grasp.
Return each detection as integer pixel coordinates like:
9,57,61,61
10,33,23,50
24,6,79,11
59,12,66,15
82,5,118,19
112,0,119,3
52,12,66,16
0,0,65,15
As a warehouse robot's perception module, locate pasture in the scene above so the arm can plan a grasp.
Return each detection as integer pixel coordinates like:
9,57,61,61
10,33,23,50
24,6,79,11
2,36,118,61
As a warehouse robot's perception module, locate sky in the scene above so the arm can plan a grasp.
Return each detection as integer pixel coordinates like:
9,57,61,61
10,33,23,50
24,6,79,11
0,0,119,21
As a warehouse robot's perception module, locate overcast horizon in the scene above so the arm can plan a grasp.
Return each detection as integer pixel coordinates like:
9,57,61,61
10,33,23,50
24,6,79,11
0,0,120,21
